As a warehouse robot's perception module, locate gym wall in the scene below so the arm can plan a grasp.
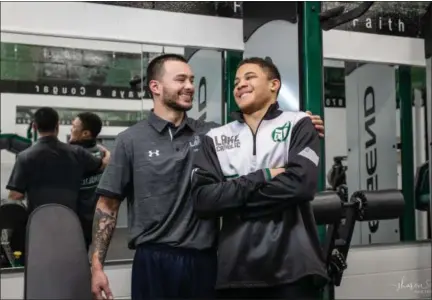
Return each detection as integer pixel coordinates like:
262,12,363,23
0,2,426,66
2,0,426,199
1,0,428,233
323,63,429,243
324,64,429,190
0,0,428,228
0,33,185,228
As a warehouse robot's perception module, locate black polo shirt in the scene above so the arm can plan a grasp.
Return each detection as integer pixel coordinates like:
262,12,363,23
96,111,219,250
6,136,102,214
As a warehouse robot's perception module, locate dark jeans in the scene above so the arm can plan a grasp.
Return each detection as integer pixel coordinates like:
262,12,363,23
217,277,323,300
79,217,92,252
131,243,217,300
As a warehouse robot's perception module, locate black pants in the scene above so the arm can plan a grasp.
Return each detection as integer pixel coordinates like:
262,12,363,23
217,277,322,300
79,217,92,252
131,243,217,300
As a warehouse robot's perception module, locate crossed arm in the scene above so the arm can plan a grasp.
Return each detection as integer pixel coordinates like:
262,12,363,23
190,117,320,219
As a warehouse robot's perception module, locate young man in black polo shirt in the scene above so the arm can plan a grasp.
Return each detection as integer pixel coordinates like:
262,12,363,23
90,54,325,300
6,107,110,215
69,112,105,251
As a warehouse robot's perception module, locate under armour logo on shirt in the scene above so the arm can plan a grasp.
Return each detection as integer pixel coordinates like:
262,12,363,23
148,150,160,157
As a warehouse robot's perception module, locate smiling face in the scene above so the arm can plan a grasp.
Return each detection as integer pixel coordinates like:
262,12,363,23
69,117,87,142
149,60,195,112
234,62,280,114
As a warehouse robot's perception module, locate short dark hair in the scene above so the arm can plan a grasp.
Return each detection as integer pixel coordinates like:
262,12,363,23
34,107,59,133
238,57,282,93
146,54,188,88
77,112,102,138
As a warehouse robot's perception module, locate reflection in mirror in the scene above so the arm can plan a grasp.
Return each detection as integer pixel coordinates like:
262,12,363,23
0,40,153,268
323,59,431,246
184,47,224,124
0,40,228,269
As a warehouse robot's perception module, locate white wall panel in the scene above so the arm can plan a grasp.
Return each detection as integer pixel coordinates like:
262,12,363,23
1,1,425,65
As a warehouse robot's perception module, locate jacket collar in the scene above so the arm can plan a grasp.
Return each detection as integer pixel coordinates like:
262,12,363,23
230,102,282,123
69,138,97,148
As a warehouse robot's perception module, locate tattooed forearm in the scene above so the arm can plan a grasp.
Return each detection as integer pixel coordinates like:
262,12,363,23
91,207,117,268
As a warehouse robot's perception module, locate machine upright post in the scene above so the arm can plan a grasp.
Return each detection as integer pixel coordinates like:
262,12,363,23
300,1,327,242
225,51,243,123
423,3,432,239
398,66,416,241
300,3,330,299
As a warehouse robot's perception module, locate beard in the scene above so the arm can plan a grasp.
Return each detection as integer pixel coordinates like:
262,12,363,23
162,87,193,112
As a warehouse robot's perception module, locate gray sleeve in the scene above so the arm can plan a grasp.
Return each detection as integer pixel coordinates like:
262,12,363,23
75,146,102,173
6,153,29,194
96,135,131,201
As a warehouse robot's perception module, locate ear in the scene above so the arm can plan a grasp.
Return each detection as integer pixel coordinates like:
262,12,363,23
270,79,281,93
149,79,161,96
82,129,91,138
32,122,37,131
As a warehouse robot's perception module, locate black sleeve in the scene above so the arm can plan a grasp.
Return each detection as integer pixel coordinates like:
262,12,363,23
245,117,320,213
75,146,103,173
6,153,29,194
190,135,270,219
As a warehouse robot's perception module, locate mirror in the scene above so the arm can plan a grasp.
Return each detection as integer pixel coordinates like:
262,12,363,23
323,59,430,245
0,40,228,268
1,37,430,271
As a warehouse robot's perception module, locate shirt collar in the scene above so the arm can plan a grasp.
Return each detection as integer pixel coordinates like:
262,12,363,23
69,138,97,148
37,135,58,143
148,109,195,133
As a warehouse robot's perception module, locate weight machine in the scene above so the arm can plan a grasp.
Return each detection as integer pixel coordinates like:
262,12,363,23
8,187,403,299
0,124,37,268
0,122,38,154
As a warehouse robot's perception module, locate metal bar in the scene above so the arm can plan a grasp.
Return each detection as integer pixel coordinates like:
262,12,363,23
301,3,330,299
224,51,243,123
427,57,432,239
0,28,243,52
301,1,327,241
398,66,416,241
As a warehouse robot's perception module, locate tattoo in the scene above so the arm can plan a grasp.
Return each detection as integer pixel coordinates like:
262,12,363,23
92,207,117,266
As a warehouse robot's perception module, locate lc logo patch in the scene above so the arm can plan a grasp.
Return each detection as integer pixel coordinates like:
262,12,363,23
271,122,291,142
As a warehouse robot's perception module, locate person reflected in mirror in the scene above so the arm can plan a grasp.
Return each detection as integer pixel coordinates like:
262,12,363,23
190,57,329,299
6,107,110,216
69,112,105,252
90,54,325,300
